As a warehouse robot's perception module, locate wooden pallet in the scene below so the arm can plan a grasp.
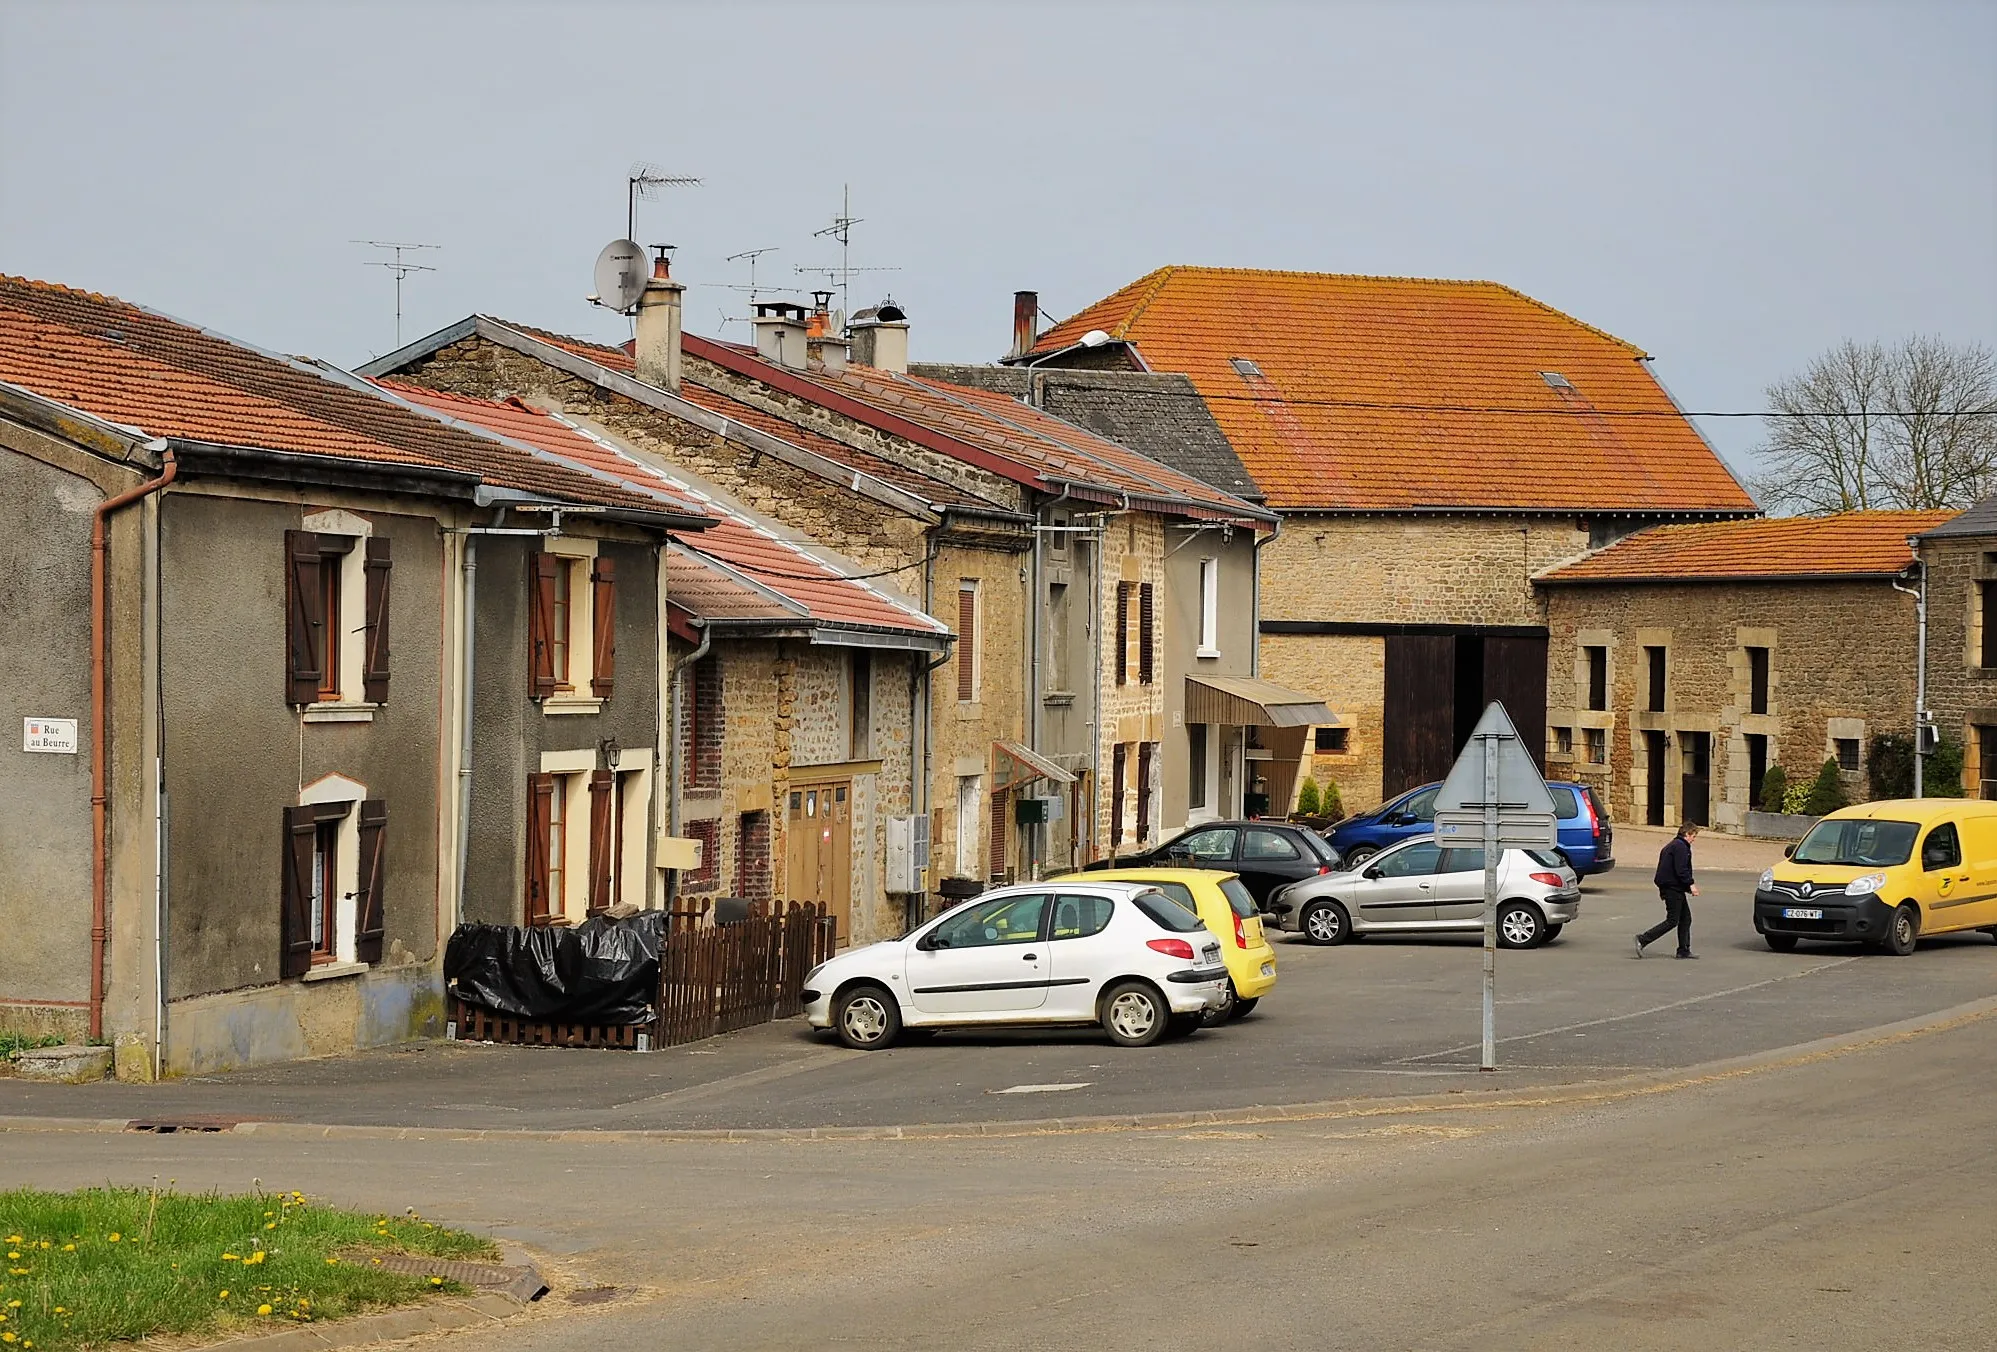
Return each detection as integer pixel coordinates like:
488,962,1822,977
447,998,655,1051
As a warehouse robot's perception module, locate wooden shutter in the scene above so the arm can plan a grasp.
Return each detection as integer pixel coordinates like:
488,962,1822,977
988,787,1008,879
1110,743,1127,848
956,586,977,702
1136,742,1153,843
525,773,555,924
280,806,318,977
284,531,324,706
361,535,392,704
586,769,616,914
1138,582,1155,685
1115,583,1131,685
354,799,388,964
590,555,617,698
528,552,559,700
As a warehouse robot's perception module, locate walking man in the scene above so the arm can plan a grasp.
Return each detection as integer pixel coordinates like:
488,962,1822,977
1637,822,1699,959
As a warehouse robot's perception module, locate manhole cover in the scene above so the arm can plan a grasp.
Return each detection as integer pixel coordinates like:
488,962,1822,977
568,1286,621,1306
126,1116,261,1133
338,1251,548,1302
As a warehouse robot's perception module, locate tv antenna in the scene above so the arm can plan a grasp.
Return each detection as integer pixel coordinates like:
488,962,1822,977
799,184,898,326
352,240,439,347
627,161,702,241
719,247,784,303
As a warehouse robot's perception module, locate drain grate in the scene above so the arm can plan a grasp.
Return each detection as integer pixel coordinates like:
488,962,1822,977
125,1116,258,1133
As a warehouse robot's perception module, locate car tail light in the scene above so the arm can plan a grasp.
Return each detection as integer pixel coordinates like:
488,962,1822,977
1582,790,1601,841
1529,871,1566,887
1232,914,1248,947
1316,863,1332,875
1147,938,1196,960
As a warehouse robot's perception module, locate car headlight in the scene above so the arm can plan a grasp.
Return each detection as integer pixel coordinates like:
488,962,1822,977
1845,873,1887,896
804,963,826,987
1758,868,1774,891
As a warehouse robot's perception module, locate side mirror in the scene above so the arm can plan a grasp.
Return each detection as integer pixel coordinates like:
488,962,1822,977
918,930,948,951
1783,844,1796,859
1363,866,1383,881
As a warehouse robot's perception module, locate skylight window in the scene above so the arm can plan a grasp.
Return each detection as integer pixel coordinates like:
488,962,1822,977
1229,357,1264,378
1539,370,1574,390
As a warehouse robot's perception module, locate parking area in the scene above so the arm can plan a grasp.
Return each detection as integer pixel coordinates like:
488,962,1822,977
6,866,1996,1134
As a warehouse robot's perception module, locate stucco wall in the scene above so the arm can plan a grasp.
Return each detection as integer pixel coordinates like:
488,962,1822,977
1160,525,1259,835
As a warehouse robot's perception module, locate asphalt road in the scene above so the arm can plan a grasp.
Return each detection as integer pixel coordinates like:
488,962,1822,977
4,1004,1993,1350
6,868,1996,1133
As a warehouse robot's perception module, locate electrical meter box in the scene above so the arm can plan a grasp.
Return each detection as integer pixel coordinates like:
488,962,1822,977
885,814,931,893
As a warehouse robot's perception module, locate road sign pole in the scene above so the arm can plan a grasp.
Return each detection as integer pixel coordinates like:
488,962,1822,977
1481,731,1499,1071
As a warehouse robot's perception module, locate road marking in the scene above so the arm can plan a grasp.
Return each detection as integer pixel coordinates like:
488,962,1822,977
1395,958,1859,1062
989,1083,1093,1095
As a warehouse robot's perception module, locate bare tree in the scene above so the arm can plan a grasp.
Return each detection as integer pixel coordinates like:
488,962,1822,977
1754,337,1997,513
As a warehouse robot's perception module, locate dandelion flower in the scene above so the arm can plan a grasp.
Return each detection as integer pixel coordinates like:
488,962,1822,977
263,1223,275,1231
222,1253,239,1261
257,1304,273,1316
107,1233,120,1242
429,1276,443,1286
50,1310,62,1317
4,1302,16,1308
324,1258,338,1266
4,1332,17,1343
2,1236,16,1244
59,1246,72,1253
4,1253,15,1261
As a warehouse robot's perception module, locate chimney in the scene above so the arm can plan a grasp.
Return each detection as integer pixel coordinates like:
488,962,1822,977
849,299,909,374
633,248,685,392
1008,290,1038,361
804,290,849,374
751,300,809,369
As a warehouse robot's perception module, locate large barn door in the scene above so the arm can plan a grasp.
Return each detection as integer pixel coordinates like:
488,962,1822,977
1481,635,1548,774
1382,635,1458,798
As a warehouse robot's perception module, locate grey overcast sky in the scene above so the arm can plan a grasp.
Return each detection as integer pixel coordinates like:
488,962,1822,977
3,0,1993,477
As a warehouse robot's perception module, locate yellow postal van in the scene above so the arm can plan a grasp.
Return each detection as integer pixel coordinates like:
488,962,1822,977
1755,798,1997,954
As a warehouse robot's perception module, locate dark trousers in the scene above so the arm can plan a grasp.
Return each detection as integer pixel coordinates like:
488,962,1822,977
1641,888,1693,955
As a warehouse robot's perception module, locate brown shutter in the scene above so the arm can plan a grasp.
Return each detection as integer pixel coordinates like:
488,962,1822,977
1115,583,1131,686
989,787,1008,879
586,769,615,914
361,535,392,704
956,586,977,702
285,531,324,706
525,773,555,924
280,806,318,977
528,552,559,700
1110,743,1127,848
1138,583,1155,685
590,554,617,698
1136,742,1153,842
354,799,388,963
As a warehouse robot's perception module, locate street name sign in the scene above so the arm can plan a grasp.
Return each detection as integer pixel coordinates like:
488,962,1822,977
23,717,78,754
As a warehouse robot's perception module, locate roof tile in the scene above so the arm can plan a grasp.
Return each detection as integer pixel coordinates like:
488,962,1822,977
1537,510,1957,583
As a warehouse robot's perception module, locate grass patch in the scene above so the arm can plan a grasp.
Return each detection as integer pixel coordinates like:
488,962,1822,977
0,1036,63,1062
0,1183,498,1350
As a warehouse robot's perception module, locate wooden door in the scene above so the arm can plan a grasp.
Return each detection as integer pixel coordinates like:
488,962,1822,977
1680,732,1711,826
1644,730,1668,826
1482,635,1548,774
1383,635,1458,798
786,783,853,944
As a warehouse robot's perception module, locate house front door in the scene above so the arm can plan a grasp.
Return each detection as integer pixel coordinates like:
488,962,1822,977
786,782,853,943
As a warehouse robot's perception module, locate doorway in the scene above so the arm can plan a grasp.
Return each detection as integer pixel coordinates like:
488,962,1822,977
1680,732,1711,826
786,781,852,944
1643,730,1668,826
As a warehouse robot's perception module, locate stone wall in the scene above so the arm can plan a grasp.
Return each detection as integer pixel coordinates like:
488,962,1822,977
1096,512,1168,851
1541,579,1918,832
1915,532,1997,795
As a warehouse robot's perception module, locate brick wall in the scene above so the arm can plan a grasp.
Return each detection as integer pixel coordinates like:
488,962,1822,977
734,811,771,904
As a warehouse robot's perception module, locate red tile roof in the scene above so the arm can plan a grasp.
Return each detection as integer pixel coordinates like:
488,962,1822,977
380,381,945,638
0,276,673,515
1536,511,1958,583
1033,266,1759,515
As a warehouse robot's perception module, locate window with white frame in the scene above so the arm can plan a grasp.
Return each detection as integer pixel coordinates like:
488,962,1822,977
530,541,617,711
527,752,652,921
280,774,385,978
1197,558,1220,658
285,511,391,712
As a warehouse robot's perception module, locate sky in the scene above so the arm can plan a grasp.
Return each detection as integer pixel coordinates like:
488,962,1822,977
2,0,1993,479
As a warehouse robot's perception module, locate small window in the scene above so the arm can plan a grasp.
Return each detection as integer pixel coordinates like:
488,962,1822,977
1584,646,1607,711
956,582,980,702
1747,646,1770,715
1745,733,1769,807
1373,841,1443,877
1439,846,1486,873
309,819,339,961
1229,357,1264,378
1217,877,1259,917
286,529,390,708
1050,893,1114,939
1835,738,1861,772
1645,646,1667,712
1316,726,1349,754
849,650,872,759
550,557,575,688
1585,727,1607,764
1539,370,1574,390
1198,559,1220,656
1173,826,1237,861
1546,785,1579,817
1921,822,1962,872
1132,890,1206,932
1242,828,1302,861
1188,724,1209,810
1553,726,1573,755
530,548,615,704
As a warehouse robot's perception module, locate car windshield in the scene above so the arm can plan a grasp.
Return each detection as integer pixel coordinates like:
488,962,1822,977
1132,890,1206,932
1791,818,1918,867
1217,877,1258,918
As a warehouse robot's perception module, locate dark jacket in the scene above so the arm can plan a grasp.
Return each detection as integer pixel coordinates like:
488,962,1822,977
1654,835,1695,891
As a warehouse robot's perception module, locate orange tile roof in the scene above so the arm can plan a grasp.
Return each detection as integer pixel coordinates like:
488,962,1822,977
0,276,671,515
379,380,944,638
1033,266,1760,515
1535,511,1958,583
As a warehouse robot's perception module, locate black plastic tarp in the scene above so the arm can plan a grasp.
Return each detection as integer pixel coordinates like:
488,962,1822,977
444,912,667,1025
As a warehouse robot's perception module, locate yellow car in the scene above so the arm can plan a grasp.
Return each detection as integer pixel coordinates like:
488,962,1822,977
1053,867,1276,1017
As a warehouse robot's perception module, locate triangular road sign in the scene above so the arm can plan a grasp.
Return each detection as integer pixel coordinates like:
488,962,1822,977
1432,701,1556,817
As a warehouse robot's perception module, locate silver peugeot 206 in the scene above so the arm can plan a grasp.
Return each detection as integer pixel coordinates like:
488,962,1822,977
1265,834,1580,948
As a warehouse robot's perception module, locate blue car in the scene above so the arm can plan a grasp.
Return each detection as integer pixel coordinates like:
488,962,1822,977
1326,779,1615,877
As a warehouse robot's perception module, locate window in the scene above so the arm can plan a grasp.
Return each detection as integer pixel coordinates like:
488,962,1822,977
1138,582,1155,684
280,789,385,977
1047,581,1070,689
1982,582,1997,669
1316,727,1349,754
955,775,982,876
1050,893,1114,939
1585,727,1607,765
1747,646,1770,714
1372,840,1443,877
530,548,616,705
1110,743,1127,847
1188,724,1210,809
1132,890,1206,932
1643,646,1667,711
1438,847,1487,873
309,819,338,960
1584,646,1607,711
1218,877,1259,917
1136,742,1154,843
1242,828,1302,861
1115,582,1133,686
956,582,980,702
1050,510,1068,554
285,528,391,708
1198,558,1220,657
1553,726,1573,756
932,893,1046,948
1745,733,1769,808
1980,725,1997,799
1921,822,1962,872
529,764,649,920
849,651,872,759
1173,827,1237,861
1397,787,1439,823
1835,738,1861,772
1545,786,1580,817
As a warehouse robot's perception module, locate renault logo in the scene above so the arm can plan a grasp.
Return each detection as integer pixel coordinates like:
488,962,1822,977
1799,882,1814,898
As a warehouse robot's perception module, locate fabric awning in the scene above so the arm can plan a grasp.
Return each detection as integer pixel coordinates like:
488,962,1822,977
993,739,1077,787
1185,675,1339,728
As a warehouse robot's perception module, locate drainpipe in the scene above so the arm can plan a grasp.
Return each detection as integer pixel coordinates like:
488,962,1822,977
1088,511,1106,863
91,445,178,1044
453,534,479,926
1892,563,1928,797
666,617,712,905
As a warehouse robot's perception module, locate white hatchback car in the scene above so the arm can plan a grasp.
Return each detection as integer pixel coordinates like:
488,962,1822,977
1267,836,1581,948
803,881,1231,1049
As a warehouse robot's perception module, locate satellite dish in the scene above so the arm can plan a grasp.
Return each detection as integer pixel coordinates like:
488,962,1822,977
593,239,648,314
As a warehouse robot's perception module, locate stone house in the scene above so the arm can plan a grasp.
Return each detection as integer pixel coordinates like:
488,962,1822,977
0,275,702,1077
378,379,948,945
1913,501,1997,796
1535,512,1953,832
1023,266,1759,813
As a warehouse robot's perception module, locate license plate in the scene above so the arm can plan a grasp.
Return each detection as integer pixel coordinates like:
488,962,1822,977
1202,944,1221,964
1260,962,1275,977
1783,907,1824,920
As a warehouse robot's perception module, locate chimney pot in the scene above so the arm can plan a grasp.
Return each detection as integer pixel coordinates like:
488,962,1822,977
849,299,910,374
1009,290,1038,362
751,300,810,369
633,254,685,392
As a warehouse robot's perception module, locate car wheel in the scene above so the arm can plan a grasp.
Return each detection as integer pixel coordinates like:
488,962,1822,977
833,983,902,1050
1764,932,1799,952
1100,981,1169,1047
1497,900,1545,949
1200,984,1236,1027
1880,904,1919,956
1342,845,1377,868
1231,996,1260,1019
1542,923,1564,942
1301,899,1352,946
